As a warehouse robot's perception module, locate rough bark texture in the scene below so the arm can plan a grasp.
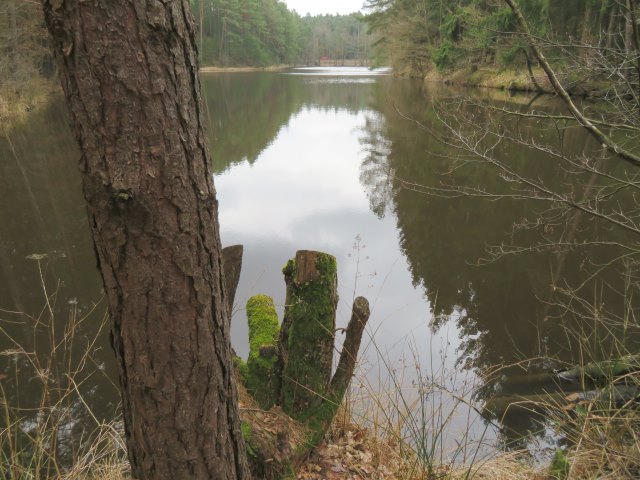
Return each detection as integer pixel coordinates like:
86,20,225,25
40,1,250,478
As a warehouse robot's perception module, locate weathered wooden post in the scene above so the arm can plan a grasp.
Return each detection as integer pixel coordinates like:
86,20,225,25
279,250,339,420
237,249,372,478
222,244,243,317
246,294,281,409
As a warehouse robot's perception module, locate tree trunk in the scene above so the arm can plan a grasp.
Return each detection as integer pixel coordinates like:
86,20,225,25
40,1,250,478
8,0,19,80
580,2,594,48
606,1,618,50
504,0,640,167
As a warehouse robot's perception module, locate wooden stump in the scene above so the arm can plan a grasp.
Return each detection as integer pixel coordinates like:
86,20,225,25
222,244,243,317
246,295,281,409
279,250,339,421
235,250,372,479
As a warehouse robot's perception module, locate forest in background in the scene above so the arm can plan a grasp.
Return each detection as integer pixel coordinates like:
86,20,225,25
3,0,634,85
193,0,373,66
0,0,372,84
365,0,634,77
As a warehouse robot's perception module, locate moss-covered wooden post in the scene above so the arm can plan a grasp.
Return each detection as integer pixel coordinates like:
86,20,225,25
246,295,281,409
279,250,339,420
305,295,371,444
237,250,372,478
557,354,640,385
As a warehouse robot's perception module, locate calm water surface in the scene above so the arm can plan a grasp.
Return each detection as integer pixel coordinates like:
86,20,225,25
1,66,635,460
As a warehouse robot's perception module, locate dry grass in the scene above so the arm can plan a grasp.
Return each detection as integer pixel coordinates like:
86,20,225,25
423,65,606,97
2,266,639,479
61,423,128,480
0,258,117,479
549,388,640,479
0,78,59,129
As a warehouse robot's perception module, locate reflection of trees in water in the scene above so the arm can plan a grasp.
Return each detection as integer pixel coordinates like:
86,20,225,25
358,112,393,218
0,100,120,464
0,73,396,459
203,72,380,173
6,72,637,452
356,80,638,437
0,99,106,339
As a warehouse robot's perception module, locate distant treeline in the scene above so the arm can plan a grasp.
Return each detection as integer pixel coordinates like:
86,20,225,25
191,0,373,66
0,0,51,84
0,0,374,87
365,0,635,76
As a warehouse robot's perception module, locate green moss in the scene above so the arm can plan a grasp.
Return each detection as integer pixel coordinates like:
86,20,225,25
560,354,640,385
234,356,249,385
241,420,253,441
241,420,259,461
246,294,281,409
549,449,570,480
304,392,342,447
280,252,338,422
282,258,295,277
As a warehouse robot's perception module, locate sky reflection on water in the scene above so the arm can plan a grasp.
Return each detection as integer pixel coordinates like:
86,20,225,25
214,98,498,458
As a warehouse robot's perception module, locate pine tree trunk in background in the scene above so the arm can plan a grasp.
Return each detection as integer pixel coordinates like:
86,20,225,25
627,0,640,100
580,2,593,48
606,2,618,50
626,0,635,57
8,0,18,79
40,1,251,478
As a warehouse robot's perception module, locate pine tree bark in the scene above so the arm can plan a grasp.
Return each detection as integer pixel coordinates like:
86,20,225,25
40,1,251,478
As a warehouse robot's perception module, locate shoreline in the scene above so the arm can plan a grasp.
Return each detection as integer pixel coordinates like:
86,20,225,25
422,66,608,98
200,64,293,73
199,61,374,73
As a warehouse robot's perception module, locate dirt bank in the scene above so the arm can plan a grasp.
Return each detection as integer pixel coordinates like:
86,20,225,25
424,66,609,98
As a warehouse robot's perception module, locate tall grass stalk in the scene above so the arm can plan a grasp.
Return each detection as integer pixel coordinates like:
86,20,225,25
542,278,640,478
346,335,499,479
0,259,124,479
2,259,639,478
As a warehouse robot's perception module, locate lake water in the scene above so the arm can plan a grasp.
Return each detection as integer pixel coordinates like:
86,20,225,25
1,67,636,462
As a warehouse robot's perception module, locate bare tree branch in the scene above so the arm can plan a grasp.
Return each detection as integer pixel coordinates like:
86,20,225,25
504,0,640,167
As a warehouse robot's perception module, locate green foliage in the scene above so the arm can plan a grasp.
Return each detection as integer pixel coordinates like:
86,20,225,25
498,44,523,66
440,8,464,43
299,13,373,65
549,449,570,480
432,41,452,71
364,0,618,75
246,295,281,409
191,0,373,67
234,356,249,384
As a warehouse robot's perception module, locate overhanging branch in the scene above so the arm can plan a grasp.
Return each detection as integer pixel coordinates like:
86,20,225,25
504,0,640,167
